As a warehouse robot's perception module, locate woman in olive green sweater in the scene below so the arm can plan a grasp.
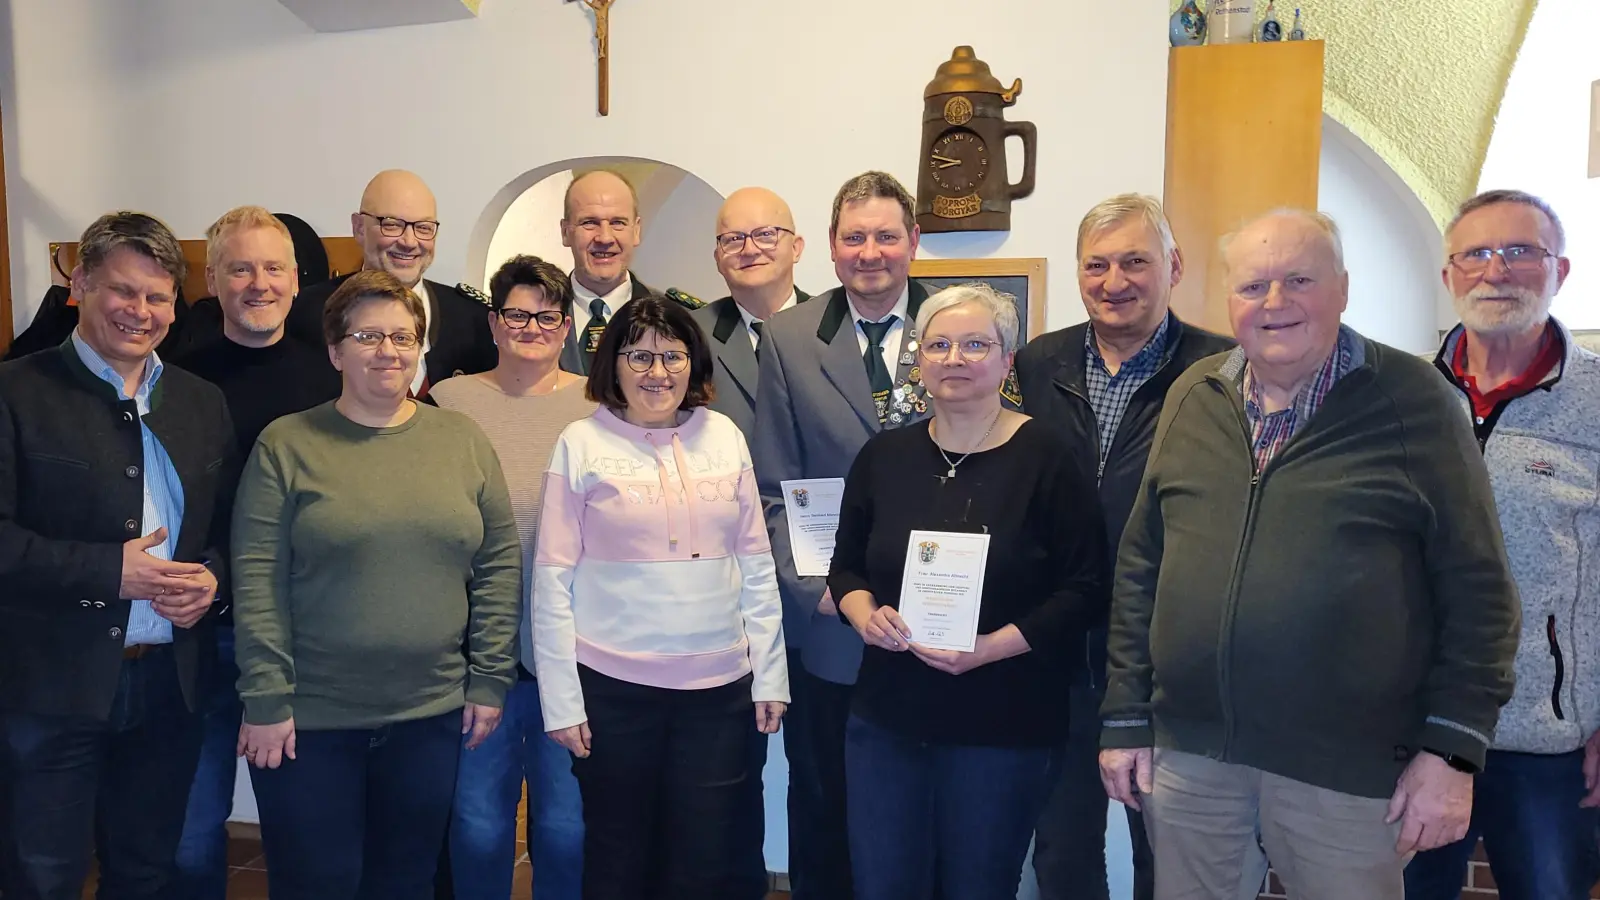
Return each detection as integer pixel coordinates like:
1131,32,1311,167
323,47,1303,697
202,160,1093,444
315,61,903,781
231,271,521,900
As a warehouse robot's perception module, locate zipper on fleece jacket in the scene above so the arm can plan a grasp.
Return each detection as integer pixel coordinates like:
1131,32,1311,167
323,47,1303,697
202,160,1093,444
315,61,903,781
1547,615,1566,721
1217,395,1266,760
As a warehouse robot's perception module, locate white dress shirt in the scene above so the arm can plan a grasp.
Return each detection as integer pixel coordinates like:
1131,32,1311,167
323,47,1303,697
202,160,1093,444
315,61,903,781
572,273,635,322
410,279,433,395
736,288,799,350
847,285,911,377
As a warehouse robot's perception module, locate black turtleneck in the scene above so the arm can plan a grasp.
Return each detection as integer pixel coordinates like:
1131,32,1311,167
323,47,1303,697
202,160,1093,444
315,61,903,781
171,334,342,456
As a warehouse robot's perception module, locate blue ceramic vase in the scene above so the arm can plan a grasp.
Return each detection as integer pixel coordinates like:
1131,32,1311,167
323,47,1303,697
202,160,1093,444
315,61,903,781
1170,0,1207,46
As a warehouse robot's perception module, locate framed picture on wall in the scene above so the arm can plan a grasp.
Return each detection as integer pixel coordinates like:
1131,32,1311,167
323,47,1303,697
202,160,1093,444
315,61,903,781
910,257,1048,344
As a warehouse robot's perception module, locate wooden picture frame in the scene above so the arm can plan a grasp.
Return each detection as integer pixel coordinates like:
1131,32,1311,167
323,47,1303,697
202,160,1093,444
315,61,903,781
909,257,1048,343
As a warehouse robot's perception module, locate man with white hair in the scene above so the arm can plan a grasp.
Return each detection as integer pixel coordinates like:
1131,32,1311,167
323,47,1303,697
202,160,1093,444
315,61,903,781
1098,208,1520,900
1404,189,1600,900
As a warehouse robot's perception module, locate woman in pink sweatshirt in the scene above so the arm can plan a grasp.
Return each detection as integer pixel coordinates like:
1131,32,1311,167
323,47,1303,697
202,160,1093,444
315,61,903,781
533,294,788,900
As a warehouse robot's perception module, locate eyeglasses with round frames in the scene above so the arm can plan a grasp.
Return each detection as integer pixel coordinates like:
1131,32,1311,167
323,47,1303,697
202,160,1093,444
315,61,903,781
920,338,1002,363
619,349,690,374
1448,245,1556,276
359,212,439,241
497,308,566,331
715,226,796,255
343,330,420,350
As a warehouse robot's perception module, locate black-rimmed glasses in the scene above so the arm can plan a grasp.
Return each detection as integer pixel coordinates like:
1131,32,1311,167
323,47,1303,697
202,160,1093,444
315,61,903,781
620,349,690,373
497,309,566,331
359,212,439,240
715,226,795,255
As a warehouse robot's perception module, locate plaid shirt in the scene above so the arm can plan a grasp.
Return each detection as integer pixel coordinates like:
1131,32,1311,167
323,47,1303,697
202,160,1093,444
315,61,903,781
1084,316,1172,479
1242,328,1354,472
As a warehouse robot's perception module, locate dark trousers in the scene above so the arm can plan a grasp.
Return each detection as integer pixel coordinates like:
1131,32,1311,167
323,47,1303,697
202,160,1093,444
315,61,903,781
1405,747,1600,900
173,626,242,900
571,666,757,900
1033,683,1154,900
845,714,1057,900
741,718,772,895
0,646,202,900
783,654,855,900
250,709,461,900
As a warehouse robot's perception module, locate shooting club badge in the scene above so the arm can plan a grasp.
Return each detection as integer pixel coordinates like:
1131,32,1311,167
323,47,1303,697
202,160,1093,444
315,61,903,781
790,487,811,509
918,540,939,564
886,332,929,427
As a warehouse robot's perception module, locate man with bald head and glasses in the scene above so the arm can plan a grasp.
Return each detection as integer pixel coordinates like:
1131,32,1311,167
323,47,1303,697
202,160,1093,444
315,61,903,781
286,169,496,398
1405,189,1600,900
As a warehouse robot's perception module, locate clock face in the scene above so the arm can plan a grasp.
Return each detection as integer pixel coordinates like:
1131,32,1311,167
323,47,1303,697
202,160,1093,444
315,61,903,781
928,128,990,194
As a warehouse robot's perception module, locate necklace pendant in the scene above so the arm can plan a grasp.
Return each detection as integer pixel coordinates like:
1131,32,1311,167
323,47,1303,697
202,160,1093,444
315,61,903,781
946,467,957,478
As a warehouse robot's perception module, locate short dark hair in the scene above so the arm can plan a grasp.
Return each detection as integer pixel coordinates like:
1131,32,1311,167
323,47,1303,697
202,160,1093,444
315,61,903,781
489,255,573,318
322,270,426,346
1448,189,1566,255
78,211,187,290
585,294,715,411
829,170,916,238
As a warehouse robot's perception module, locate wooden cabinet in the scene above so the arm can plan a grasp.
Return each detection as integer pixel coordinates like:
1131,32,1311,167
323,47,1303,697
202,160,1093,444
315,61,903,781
1163,40,1324,335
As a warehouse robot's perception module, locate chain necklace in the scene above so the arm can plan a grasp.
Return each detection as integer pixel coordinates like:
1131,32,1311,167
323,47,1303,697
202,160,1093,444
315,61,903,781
931,409,1002,479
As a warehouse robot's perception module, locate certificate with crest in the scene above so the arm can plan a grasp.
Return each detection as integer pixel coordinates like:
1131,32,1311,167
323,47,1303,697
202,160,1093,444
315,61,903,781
780,478,846,577
897,529,990,652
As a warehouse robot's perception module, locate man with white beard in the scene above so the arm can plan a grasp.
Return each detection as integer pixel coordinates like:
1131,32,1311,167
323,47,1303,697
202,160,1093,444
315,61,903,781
1406,189,1600,900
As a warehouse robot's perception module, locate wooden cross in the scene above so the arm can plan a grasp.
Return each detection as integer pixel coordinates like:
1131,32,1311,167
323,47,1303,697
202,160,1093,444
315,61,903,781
572,0,615,116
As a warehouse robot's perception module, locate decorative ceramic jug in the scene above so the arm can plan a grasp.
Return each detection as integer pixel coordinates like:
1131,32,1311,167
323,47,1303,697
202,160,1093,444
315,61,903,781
1208,0,1256,44
1169,0,1207,46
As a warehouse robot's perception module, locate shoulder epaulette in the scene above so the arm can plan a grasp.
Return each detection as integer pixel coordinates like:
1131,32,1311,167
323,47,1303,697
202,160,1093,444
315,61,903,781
456,283,492,308
665,287,706,310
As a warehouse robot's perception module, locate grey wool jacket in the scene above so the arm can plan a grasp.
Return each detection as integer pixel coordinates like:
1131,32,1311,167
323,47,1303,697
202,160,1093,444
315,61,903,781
1101,328,1521,799
1434,318,1600,755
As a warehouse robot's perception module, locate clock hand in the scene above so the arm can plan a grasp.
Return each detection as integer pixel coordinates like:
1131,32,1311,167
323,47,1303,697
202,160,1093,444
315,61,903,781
930,155,960,166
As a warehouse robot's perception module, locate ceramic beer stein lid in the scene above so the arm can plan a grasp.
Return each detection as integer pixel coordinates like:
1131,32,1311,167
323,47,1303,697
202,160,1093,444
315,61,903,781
924,46,1022,103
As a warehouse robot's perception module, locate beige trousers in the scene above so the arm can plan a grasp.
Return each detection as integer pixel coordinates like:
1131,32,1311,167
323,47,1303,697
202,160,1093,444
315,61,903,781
1141,749,1406,900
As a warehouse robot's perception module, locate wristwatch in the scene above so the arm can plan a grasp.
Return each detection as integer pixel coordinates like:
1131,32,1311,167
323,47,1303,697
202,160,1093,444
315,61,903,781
1423,748,1479,775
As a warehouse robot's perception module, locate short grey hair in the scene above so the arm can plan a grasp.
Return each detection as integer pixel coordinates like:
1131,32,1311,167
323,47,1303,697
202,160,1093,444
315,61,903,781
1447,189,1566,256
1076,193,1178,262
829,170,916,237
914,282,1021,356
77,211,187,290
1221,208,1345,275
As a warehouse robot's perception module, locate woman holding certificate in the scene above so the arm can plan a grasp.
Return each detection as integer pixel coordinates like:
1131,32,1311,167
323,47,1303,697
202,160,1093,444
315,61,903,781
531,295,789,900
830,282,1110,900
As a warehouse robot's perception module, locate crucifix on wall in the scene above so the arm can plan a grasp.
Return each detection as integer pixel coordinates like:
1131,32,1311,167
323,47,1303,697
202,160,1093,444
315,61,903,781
567,0,615,116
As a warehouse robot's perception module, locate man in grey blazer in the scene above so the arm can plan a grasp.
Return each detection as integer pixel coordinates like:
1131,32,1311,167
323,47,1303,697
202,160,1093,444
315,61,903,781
751,172,931,900
695,187,812,437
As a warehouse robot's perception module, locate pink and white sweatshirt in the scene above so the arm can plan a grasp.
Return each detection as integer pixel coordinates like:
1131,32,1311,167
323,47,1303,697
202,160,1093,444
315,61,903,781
533,406,788,731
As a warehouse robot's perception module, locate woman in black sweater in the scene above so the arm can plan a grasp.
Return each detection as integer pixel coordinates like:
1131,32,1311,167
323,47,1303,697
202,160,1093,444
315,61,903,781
830,283,1109,900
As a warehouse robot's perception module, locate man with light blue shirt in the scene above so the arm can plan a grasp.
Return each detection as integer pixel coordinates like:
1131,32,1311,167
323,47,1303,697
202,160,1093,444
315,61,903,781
0,212,237,900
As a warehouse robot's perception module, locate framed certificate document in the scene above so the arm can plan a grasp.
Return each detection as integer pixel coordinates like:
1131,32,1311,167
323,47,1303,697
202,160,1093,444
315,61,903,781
780,478,846,577
897,529,990,652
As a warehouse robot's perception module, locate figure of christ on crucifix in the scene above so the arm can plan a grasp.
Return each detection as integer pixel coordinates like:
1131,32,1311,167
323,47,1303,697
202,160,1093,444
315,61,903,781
575,0,614,116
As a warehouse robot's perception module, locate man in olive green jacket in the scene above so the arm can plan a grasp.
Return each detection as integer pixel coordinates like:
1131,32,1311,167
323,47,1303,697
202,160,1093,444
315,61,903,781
1098,209,1519,900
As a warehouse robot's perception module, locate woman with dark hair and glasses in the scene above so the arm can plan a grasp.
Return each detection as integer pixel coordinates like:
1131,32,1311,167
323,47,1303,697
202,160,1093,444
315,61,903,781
429,255,594,900
533,294,789,900
231,270,521,899
830,283,1109,900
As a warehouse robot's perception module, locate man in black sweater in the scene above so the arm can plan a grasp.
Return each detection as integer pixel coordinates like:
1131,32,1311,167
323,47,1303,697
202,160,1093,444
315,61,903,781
0,211,236,900
1015,194,1234,900
165,206,340,900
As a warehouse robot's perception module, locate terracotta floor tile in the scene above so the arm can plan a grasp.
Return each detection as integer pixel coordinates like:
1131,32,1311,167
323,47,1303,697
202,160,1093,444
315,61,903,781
227,866,271,899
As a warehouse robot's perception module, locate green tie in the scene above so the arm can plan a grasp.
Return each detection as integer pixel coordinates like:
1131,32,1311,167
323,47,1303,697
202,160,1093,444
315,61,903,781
860,317,897,423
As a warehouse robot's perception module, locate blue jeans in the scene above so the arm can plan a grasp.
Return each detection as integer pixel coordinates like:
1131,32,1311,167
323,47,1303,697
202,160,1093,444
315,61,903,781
1405,748,1600,900
173,626,244,900
449,678,583,900
251,709,461,900
844,714,1058,900
0,646,202,900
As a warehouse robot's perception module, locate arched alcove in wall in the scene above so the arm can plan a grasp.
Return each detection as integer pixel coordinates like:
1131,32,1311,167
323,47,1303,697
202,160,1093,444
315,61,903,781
466,157,727,302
